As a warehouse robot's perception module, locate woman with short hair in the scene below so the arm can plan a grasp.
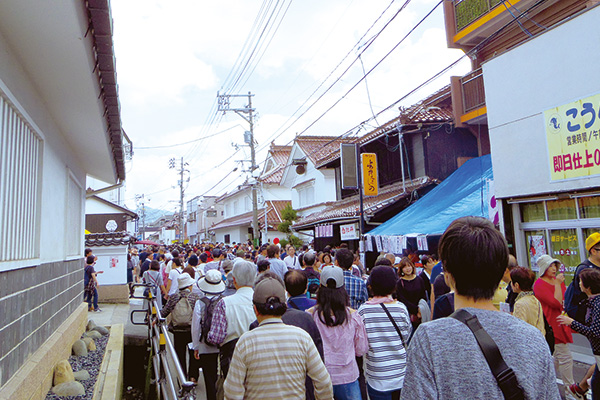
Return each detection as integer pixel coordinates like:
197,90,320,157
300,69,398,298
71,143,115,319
395,257,427,333
510,266,545,335
307,266,368,400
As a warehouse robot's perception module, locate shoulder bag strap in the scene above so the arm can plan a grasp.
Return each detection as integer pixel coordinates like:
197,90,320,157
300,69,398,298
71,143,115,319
450,309,525,400
380,303,406,348
288,299,300,310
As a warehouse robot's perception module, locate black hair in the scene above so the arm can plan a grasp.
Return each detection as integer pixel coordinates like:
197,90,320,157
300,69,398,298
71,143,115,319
171,250,180,258
315,285,349,327
284,270,308,297
257,259,270,273
85,248,93,256
150,260,160,271
199,253,208,263
86,255,95,265
580,268,600,295
439,216,508,301
254,298,287,316
173,257,183,267
369,266,398,296
188,255,199,267
335,248,354,270
374,258,392,267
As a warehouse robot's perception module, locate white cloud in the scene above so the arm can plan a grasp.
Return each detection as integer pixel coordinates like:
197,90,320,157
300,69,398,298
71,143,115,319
114,0,474,208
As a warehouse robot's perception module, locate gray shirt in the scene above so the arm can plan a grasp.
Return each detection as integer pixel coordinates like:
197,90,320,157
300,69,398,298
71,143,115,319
401,308,560,400
267,257,288,281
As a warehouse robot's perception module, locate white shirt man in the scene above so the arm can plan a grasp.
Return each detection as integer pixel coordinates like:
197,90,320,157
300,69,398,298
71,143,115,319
284,246,301,270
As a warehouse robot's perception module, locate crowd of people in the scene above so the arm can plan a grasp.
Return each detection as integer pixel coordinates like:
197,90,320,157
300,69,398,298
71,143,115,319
102,221,600,400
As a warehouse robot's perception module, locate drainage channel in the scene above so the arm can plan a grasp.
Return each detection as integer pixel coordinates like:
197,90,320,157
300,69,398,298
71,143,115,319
123,340,157,400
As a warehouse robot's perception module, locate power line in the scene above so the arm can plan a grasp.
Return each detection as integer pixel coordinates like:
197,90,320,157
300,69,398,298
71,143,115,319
254,0,414,153
134,124,243,150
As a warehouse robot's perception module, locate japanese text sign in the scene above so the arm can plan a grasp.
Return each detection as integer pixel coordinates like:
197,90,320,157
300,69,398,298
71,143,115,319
544,93,600,181
340,223,359,240
361,153,378,196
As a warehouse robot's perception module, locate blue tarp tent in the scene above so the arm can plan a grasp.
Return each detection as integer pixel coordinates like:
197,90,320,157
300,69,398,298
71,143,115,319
368,154,493,236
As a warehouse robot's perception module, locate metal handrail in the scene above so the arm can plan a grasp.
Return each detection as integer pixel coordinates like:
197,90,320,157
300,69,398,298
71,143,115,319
130,283,200,399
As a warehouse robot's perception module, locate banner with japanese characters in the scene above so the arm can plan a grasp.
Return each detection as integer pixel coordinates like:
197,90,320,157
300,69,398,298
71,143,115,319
544,92,600,181
361,153,378,196
340,223,359,240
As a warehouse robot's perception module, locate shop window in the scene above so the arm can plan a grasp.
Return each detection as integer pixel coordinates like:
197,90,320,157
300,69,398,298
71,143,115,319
521,202,545,222
583,227,600,254
579,197,600,219
550,228,579,284
525,230,547,271
547,199,577,221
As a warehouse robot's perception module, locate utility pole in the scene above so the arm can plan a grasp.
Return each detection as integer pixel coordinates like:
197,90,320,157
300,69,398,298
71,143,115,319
169,157,189,242
217,91,260,247
135,194,147,240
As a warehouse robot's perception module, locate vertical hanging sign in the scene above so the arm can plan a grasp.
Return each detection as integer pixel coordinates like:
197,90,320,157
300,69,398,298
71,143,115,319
361,153,378,196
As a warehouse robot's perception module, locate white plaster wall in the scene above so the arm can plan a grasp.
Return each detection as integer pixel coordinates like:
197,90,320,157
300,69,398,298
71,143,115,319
93,245,128,285
0,28,87,269
282,146,337,210
263,185,291,202
483,6,600,199
86,197,123,214
214,226,247,244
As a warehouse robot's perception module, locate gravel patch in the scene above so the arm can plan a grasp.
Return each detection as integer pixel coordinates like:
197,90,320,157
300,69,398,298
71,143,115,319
45,332,109,400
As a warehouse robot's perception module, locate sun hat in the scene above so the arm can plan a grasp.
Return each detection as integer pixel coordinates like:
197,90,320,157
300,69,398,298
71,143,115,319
198,269,226,294
586,232,600,252
537,254,561,277
320,265,344,288
253,277,286,304
177,272,195,289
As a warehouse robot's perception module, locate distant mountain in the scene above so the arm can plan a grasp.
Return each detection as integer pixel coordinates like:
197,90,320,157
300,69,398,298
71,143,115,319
139,206,171,225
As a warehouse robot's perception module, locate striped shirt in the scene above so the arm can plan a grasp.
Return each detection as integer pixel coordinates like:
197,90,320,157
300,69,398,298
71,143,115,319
224,319,333,400
357,301,411,392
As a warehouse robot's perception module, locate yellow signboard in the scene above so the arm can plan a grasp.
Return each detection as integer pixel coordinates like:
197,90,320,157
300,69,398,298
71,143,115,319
544,92,600,181
361,153,378,196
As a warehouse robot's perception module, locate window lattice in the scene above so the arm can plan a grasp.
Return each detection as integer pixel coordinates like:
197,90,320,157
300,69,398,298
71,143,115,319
0,95,42,262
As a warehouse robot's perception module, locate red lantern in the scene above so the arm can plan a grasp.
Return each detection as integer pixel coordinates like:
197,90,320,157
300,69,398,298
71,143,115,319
273,238,280,244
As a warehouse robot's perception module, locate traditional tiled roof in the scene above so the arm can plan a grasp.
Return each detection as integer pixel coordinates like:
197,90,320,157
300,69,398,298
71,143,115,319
85,231,135,247
293,177,437,229
210,200,291,231
295,135,355,165
270,143,292,165
316,85,453,168
261,143,292,184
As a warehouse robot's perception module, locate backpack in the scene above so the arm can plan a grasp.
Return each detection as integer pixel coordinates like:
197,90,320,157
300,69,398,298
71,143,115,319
565,260,598,322
171,292,193,331
199,295,223,345
307,277,320,299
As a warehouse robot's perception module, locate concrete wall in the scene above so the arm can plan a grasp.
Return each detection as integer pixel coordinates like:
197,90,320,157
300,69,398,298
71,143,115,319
483,6,600,198
0,259,83,386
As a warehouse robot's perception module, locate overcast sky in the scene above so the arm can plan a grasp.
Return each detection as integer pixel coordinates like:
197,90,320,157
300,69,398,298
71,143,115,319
109,0,471,214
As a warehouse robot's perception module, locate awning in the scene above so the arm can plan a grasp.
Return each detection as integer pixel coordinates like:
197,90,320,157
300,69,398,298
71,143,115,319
368,155,493,236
